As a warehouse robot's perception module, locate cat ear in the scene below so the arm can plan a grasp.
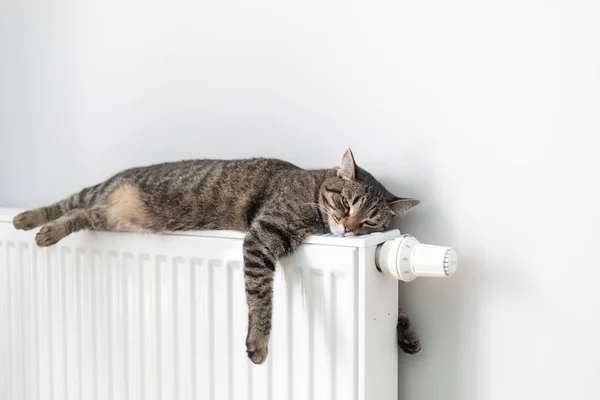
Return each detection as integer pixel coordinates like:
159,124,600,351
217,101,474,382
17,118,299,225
389,197,420,217
337,148,356,180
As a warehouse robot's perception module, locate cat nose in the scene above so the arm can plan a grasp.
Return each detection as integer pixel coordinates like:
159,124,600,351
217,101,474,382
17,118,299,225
344,226,351,233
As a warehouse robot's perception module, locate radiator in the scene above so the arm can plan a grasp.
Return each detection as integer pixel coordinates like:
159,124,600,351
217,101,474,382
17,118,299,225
0,207,455,400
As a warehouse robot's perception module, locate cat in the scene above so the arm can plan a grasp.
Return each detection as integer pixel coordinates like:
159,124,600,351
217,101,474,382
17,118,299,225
13,149,421,363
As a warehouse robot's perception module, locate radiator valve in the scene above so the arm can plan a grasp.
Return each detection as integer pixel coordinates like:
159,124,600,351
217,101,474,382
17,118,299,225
375,235,457,282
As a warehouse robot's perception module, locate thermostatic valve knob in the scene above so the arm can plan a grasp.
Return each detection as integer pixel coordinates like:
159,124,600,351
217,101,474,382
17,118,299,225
376,235,458,282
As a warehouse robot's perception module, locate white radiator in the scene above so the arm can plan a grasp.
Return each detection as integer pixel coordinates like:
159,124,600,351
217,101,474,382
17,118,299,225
0,208,403,400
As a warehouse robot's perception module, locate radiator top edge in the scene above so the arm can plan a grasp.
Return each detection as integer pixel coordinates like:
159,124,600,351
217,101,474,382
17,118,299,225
0,206,401,248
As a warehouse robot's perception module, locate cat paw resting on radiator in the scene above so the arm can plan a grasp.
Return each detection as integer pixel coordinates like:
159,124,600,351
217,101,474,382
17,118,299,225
14,149,422,363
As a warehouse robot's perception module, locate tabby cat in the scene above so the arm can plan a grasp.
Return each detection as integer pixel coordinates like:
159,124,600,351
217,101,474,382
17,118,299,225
13,149,421,363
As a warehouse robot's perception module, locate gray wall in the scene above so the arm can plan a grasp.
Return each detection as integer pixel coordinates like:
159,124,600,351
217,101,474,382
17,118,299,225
2,1,600,399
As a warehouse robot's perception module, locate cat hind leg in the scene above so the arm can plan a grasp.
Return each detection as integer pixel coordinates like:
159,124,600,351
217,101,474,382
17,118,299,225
35,207,107,247
13,203,66,231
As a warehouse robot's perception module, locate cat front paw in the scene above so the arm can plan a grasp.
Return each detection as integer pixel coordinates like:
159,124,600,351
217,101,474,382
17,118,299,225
397,312,422,355
399,336,422,355
246,332,269,365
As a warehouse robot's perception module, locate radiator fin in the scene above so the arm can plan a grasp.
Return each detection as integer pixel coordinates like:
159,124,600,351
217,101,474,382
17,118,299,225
0,231,359,400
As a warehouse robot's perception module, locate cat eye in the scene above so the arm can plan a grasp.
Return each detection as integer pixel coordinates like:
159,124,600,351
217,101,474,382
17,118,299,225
341,197,350,211
363,221,377,227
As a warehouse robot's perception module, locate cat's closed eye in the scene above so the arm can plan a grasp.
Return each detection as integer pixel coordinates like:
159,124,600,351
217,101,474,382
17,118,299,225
341,197,350,210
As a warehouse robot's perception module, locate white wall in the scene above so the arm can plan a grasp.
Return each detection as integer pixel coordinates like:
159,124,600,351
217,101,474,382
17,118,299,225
1,1,600,399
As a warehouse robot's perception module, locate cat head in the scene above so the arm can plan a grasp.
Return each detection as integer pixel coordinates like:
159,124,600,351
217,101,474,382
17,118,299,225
319,149,420,236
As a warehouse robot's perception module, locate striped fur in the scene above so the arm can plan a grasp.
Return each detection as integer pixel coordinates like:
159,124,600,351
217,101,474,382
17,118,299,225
13,149,420,364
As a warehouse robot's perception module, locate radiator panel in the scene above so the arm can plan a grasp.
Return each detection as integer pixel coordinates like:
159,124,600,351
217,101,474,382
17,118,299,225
0,225,375,400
